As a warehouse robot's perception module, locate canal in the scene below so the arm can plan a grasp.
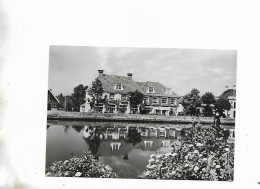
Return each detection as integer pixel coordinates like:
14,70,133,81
45,121,234,178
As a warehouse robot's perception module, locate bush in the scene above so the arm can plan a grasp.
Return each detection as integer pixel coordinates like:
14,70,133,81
46,152,119,178
140,125,234,180
177,111,185,116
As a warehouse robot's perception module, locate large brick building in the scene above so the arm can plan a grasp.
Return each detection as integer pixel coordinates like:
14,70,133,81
80,70,181,115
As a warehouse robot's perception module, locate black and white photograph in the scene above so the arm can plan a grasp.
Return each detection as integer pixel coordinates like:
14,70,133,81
2,0,260,188
46,46,236,180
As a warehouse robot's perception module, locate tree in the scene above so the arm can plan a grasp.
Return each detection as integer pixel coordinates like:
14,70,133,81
201,92,216,117
71,84,88,112
64,95,74,111
125,127,142,146
180,88,202,116
56,93,65,109
214,98,231,117
128,90,144,113
88,78,107,112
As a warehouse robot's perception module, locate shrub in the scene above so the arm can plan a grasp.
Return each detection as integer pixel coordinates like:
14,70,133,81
140,125,234,180
46,152,119,178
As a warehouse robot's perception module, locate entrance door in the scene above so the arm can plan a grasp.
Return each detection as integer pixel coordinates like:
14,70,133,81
48,103,52,110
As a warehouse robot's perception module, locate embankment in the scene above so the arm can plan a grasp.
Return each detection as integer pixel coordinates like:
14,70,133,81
47,111,235,126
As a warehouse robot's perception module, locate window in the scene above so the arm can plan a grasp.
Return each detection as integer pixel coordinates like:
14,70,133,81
107,104,116,113
234,102,236,109
121,94,127,100
95,104,103,113
153,97,159,105
116,83,122,90
148,87,154,93
119,101,128,113
52,103,56,108
162,97,167,104
109,93,115,99
170,98,176,106
143,96,149,104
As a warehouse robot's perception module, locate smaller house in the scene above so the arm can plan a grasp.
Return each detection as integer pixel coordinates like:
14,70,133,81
219,85,236,118
47,89,60,111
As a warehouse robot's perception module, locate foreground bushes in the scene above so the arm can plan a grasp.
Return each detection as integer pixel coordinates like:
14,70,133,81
46,153,118,178
140,125,234,181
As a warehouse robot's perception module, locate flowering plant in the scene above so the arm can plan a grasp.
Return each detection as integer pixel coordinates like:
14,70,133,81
140,126,234,181
46,152,118,178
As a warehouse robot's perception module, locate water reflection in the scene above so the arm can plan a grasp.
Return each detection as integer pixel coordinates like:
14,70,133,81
72,125,83,133
46,123,181,178
125,127,141,146
63,125,70,134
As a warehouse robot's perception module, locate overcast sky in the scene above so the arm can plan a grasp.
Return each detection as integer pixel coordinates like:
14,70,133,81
48,46,236,96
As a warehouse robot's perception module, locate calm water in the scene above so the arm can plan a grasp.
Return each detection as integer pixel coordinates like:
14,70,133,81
46,122,180,178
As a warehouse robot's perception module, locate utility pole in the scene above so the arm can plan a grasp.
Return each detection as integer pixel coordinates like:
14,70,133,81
64,95,66,111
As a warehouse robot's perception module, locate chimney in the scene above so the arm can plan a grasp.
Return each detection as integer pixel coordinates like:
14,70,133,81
98,70,104,77
127,73,133,80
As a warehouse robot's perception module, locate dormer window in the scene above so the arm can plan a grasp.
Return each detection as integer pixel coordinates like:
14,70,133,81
148,86,154,93
116,83,122,90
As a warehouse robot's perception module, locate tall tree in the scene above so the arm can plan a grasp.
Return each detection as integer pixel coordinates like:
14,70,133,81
56,93,65,109
214,98,231,117
201,92,216,117
88,78,107,112
64,95,73,111
71,84,88,112
128,90,144,109
180,88,202,116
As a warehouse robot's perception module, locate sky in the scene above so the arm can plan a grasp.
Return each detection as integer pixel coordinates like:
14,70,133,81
48,46,237,96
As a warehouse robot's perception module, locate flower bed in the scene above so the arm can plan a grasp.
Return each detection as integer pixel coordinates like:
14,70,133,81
140,125,234,181
46,153,119,178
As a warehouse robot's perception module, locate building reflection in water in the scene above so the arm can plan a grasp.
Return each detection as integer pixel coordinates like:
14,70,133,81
80,125,179,160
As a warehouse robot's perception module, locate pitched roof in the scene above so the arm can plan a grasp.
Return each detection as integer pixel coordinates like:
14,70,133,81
97,74,144,94
96,73,179,97
137,81,179,97
219,89,236,100
48,89,60,103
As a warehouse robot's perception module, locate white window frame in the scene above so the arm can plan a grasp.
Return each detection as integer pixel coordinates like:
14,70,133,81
148,86,154,93
107,104,116,113
116,83,122,90
109,93,115,99
153,97,159,105
121,94,127,100
143,96,149,104
95,104,103,113
170,98,176,106
161,97,168,105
